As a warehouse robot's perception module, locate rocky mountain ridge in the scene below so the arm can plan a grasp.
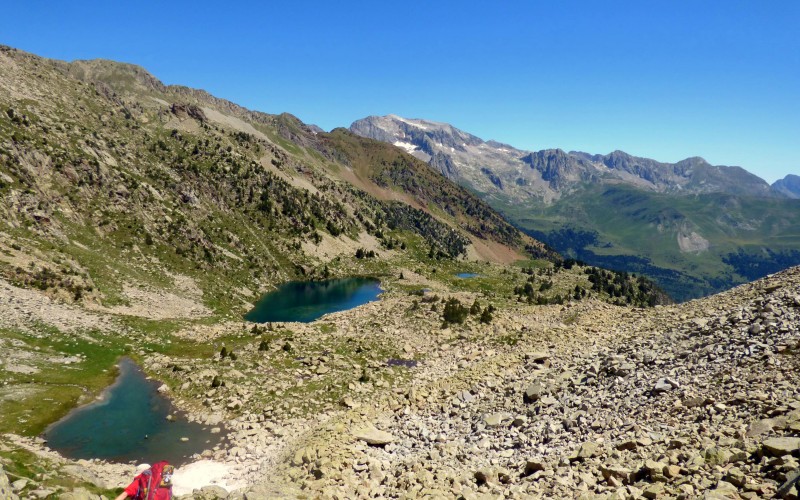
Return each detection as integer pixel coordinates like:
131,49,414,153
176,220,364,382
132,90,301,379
350,115,779,203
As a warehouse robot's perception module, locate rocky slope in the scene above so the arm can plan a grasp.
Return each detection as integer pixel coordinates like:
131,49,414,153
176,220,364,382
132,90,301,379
0,45,549,318
247,265,800,499
4,252,799,499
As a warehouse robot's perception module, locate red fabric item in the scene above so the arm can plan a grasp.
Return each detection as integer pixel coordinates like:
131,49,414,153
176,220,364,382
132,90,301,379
125,474,172,500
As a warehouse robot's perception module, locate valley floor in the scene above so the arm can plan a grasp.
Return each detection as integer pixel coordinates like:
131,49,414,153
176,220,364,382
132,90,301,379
1,265,800,499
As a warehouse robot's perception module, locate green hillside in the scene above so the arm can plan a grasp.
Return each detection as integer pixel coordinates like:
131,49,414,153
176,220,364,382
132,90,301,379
0,46,553,317
502,184,800,301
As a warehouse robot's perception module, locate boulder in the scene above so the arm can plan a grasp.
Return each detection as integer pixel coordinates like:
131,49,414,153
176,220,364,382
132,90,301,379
354,426,396,446
523,461,546,476
483,412,511,428
570,442,600,461
762,437,800,456
704,447,733,465
194,485,230,499
523,382,546,404
58,488,101,500
653,377,679,394
0,466,19,500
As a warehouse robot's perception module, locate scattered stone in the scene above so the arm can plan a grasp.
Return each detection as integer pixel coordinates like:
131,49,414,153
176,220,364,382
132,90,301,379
526,352,550,363
763,437,800,457
523,461,546,476
483,412,511,428
746,418,776,437
571,441,600,461
642,482,664,499
601,465,633,485
664,465,681,479
195,485,229,499
354,426,396,446
341,396,360,408
725,467,746,488
474,468,493,486
523,382,546,404
653,377,680,394
777,470,800,498
704,447,733,465
0,466,19,500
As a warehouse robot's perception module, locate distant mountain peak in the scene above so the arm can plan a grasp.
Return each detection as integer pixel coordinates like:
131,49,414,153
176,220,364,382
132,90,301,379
350,114,776,201
773,174,800,199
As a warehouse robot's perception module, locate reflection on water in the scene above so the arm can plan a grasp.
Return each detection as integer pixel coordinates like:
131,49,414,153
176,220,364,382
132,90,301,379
244,277,382,323
45,357,223,465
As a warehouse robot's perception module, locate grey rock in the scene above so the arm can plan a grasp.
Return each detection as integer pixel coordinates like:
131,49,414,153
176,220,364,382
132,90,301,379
777,469,800,498
527,352,551,363
653,377,680,393
354,426,396,446
483,412,511,428
457,390,474,403
29,489,55,499
523,382,546,404
571,441,600,461
523,461,546,476
763,437,800,456
0,466,19,500
704,447,733,465
600,465,633,485
725,467,746,488
61,465,110,490
59,488,102,500
194,485,230,499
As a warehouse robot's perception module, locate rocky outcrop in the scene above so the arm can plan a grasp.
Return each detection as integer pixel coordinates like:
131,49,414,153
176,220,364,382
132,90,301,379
0,466,19,500
171,103,207,122
520,148,588,190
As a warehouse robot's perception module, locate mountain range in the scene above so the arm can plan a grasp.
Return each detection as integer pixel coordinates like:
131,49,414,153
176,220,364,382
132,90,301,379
3,45,800,499
351,115,800,300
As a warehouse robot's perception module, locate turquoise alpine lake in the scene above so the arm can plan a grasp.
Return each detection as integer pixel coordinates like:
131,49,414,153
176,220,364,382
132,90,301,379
245,277,382,323
456,273,480,278
44,357,223,465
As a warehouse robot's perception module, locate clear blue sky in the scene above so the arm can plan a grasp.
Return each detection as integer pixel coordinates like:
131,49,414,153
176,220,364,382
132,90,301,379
4,1,798,182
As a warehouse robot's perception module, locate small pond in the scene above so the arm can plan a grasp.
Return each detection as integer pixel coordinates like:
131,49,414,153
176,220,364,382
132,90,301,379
244,277,382,323
44,357,223,465
456,273,481,279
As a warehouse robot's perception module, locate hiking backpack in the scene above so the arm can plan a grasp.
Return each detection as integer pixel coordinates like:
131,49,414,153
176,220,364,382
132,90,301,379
132,461,174,500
